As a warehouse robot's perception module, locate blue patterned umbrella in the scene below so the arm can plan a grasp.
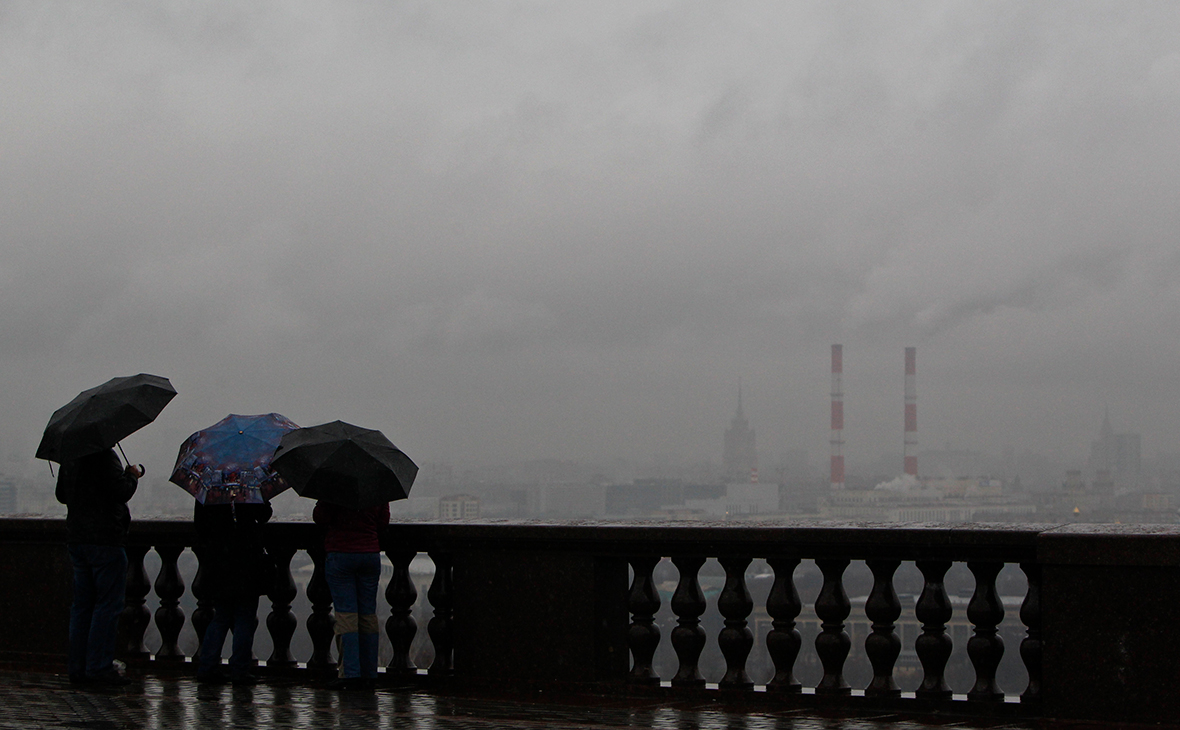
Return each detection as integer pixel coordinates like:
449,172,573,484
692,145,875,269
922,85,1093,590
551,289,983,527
170,413,299,505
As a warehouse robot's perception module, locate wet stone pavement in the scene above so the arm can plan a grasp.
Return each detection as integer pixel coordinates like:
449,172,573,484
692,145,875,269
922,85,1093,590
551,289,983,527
0,670,1039,730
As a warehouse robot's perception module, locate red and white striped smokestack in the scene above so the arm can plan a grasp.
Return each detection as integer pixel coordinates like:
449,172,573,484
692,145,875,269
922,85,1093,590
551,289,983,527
904,346,917,477
831,344,844,490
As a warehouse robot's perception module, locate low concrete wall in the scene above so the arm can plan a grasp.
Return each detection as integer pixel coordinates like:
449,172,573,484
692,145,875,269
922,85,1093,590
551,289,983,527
0,521,72,667
1040,524,1180,723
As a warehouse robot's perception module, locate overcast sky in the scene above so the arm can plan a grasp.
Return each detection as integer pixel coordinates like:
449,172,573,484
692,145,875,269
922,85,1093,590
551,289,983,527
5,2,1180,484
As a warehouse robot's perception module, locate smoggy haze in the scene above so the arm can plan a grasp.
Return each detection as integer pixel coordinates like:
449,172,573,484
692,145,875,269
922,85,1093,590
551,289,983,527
4,3,1180,483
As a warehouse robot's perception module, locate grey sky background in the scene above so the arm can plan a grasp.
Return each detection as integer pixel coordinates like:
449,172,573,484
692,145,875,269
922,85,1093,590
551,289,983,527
4,2,1180,485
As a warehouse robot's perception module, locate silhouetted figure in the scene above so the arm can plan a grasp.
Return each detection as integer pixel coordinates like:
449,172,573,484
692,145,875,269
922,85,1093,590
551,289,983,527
55,449,142,686
313,500,389,690
194,500,273,685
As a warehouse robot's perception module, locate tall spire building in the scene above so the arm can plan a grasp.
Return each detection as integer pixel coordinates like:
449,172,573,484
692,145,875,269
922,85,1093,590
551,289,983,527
723,387,758,482
1088,410,1141,492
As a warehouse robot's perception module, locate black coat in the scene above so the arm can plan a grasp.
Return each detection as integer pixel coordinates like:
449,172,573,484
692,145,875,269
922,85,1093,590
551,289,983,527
55,449,138,546
194,502,273,601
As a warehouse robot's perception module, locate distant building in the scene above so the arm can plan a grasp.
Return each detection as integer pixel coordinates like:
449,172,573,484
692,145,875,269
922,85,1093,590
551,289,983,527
439,494,481,520
0,479,16,514
777,449,811,485
723,389,757,482
604,479,723,517
822,477,1036,522
723,483,779,517
1088,411,1141,491
537,483,606,517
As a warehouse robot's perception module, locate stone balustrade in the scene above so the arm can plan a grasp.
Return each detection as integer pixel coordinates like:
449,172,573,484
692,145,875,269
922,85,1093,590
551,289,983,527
2,518,1179,725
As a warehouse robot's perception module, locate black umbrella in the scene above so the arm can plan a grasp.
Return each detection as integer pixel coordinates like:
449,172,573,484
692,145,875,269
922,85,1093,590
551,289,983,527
270,420,417,510
36,373,177,463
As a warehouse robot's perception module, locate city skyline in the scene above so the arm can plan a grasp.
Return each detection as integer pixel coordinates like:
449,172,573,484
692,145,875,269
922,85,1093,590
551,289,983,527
4,396,1169,523
3,364,1155,487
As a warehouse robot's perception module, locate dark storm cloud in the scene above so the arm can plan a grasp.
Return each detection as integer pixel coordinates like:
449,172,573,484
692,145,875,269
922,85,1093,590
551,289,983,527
4,1,1180,496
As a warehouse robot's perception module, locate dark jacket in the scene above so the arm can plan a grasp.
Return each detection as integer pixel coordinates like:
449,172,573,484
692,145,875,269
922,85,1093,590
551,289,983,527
194,501,273,601
313,502,389,553
55,449,138,546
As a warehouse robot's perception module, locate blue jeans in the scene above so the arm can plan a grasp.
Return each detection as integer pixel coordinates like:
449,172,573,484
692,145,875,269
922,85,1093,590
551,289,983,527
67,544,127,678
326,552,381,678
199,595,260,676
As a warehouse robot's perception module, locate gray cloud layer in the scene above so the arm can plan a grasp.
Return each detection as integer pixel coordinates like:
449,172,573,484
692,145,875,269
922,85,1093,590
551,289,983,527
4,2,1180,482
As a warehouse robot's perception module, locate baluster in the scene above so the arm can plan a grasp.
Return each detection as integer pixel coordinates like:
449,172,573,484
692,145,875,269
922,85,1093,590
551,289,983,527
306,545,336,673
967,561,1005,701
427,551,454,676
765,556,802,693
119,544,151,659
717,555,754,690
1019,561,1042,704
153,545,186,661
627,555,661,685
266,545,298,669
670,555,706,687
813,558,851,696
914,559,953,700
864,558,902,698
385,548,418,675
190,546,213,651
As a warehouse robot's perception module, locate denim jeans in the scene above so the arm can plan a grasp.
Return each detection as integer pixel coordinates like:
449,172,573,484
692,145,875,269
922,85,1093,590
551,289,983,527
67,544,127,678
325,551,381,678
198,595,260,676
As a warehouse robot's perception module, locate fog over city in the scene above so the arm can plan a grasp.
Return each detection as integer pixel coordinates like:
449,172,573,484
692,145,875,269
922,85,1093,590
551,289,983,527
5,3,1180,500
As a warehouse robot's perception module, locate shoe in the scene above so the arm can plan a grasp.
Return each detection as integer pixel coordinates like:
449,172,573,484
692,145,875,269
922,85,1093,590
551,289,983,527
196,670,228,685
88,668,130,687
230,672,258,686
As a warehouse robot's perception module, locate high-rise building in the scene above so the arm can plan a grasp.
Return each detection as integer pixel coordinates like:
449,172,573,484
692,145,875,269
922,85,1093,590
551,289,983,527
723,388,757,482
0,479,17,514
830,344,844,490
1088,411,1141,491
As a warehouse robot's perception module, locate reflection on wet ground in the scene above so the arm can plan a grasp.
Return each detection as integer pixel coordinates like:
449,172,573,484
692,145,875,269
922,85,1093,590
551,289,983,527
0,671,1036,730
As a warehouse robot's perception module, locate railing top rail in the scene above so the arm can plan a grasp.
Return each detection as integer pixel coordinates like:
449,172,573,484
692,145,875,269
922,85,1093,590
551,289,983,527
1037,522,1180,566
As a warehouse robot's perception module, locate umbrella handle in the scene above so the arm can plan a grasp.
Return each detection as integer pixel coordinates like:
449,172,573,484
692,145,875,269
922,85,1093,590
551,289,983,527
116,442,130,466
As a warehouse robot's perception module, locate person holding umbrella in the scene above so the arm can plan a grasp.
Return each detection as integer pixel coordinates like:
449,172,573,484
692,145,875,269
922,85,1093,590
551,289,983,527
271,421,418,691
313,499,389,690
39,373,176,687
169,413,298,685
55,450,144,686
194,499,272,685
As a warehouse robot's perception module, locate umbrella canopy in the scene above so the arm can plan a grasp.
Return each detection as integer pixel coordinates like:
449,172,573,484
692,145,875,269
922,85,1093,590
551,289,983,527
170,413,300,505
36,373,177,463
270,420,417,510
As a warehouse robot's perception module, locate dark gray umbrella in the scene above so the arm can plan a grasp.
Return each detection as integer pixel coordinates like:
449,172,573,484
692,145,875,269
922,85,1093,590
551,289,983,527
36,373,177,463
270,420,417,510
